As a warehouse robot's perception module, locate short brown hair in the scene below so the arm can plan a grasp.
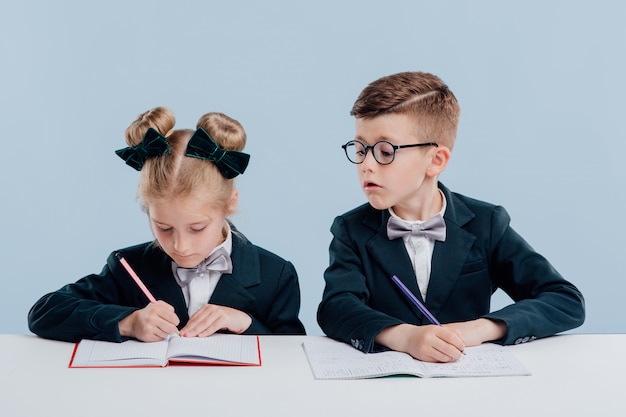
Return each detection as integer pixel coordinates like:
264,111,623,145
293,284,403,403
351,72,460,149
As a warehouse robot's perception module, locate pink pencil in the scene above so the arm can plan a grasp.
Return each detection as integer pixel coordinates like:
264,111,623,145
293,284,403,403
115,252,157,303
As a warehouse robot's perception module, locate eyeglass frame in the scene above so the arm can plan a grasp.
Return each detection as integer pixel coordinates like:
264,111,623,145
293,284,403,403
341,139,439,165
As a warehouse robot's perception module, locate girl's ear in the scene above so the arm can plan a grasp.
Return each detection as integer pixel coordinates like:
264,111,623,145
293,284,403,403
426,145,451,177
227,189,239,215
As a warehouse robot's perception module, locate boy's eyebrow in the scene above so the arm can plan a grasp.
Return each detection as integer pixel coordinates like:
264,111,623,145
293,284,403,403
355,135,394,144
353,135,376,142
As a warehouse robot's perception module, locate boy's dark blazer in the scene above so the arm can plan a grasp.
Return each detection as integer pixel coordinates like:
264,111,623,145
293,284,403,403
317,182,585,353
29,229,306,342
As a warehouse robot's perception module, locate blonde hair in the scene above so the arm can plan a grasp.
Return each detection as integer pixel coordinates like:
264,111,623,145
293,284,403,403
123,107,247,213
350,72,460,149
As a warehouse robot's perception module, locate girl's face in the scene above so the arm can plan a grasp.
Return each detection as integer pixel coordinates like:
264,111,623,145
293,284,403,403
147,192,237,268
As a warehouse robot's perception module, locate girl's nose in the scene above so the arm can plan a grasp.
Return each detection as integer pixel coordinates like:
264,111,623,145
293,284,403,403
173,233,190,254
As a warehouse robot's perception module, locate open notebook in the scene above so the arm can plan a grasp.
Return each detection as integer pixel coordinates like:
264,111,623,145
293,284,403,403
303,338,530,379
69,334,261,368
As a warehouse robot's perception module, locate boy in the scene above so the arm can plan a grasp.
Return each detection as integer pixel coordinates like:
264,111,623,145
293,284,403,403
317,71,585,363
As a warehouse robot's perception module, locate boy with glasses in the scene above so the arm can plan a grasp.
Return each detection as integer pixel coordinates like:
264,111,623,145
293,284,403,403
317,71,585,363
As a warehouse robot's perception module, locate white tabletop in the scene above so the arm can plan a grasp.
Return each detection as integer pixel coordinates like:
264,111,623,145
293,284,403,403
0,333,623,417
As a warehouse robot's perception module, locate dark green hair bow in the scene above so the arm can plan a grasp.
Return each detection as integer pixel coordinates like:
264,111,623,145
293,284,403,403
115,128,171,171
186,127,250,179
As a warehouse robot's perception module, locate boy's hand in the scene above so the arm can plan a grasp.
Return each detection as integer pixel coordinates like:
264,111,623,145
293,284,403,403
376,323,465,362
179,304,252,338
444,318,507,346
118,300,180,342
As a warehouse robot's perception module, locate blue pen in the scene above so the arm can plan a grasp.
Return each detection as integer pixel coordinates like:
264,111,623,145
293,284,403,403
390,275,441,326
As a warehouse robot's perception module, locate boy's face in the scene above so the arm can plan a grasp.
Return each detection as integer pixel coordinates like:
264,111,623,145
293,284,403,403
354,113,442,220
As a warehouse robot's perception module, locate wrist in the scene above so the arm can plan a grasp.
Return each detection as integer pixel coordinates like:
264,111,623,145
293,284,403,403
477,318,507,343
118,311,137,338
236,313,253,334
375,324,412,352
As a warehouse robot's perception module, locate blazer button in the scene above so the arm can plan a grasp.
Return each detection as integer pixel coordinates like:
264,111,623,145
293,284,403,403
350,338,364,350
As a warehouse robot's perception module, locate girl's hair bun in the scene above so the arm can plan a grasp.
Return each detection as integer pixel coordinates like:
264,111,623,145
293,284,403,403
196,112,246,152
125,107,176,147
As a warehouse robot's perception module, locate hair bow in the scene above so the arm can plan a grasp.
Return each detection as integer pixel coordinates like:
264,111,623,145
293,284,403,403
115,128,171,171
185,127,250,179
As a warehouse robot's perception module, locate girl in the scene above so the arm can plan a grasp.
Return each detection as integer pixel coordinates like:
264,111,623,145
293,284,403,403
28,107,306,342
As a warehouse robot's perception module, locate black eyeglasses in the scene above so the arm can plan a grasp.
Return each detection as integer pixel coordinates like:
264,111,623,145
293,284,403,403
341,139,439,165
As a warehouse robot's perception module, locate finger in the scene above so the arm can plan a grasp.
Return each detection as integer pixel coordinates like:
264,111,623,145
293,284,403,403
151,303,180,326
161,310,180,327
158,320,180,337
140,326,170,342
437,327,465,352
180,311,207,336
155,300,177,313
196,318,224,338
432,339,464,362
188,309,226,338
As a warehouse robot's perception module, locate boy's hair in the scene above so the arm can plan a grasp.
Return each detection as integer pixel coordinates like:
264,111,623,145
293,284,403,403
351,71,460,149
124,107,246,213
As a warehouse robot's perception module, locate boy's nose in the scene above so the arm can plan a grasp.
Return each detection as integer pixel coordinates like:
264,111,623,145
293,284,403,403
360,150,377,171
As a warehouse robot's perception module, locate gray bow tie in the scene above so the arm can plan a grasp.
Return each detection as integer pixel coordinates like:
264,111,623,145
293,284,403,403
387,213,446,242
176,247,233,287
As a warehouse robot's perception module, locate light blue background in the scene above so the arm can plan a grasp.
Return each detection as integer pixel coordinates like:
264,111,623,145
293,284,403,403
1,1,624,336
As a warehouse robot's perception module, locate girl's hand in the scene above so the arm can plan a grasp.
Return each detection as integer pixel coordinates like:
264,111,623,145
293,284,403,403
118,300,180,342
376,323,466,362
180,304,252,337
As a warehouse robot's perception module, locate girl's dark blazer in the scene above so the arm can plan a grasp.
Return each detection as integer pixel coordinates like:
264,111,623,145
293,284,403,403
29,230,306,342
317,183,585,353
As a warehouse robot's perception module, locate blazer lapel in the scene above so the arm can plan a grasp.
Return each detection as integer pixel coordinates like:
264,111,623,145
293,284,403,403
209,231,259,310
425,184,476,318
364,209,425,320
149,248,190,324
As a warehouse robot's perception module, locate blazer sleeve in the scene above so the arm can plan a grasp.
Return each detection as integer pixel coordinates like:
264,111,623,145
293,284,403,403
317,216,404,352
482,206,585,345
27,251,141,343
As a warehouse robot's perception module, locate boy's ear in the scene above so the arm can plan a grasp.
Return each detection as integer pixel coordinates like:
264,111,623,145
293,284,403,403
426,146,451,177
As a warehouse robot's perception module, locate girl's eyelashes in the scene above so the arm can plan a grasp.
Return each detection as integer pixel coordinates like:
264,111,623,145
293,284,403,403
153,222,207,233
153,223,173,232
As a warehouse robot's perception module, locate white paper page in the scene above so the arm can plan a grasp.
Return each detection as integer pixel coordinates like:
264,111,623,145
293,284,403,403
303,339,422,379
420,343,531,377
303,339,530,379
71,339,169,367
166,334,259,364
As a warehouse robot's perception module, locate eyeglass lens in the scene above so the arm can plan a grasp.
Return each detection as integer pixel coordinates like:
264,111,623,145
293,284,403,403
345,141,396,165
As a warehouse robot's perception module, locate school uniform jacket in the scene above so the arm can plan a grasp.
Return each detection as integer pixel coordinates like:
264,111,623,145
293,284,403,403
317,183,585,353
28,230,306,342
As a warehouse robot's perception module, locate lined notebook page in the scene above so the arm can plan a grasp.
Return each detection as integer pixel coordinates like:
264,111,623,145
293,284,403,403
303,339,423,379
72,339,169,367
166,334,260,364
416,343,531,377
303,339,530,379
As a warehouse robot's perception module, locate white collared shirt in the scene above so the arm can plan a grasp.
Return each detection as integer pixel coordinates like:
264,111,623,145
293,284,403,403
172,222,233,317
388,191,447,301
